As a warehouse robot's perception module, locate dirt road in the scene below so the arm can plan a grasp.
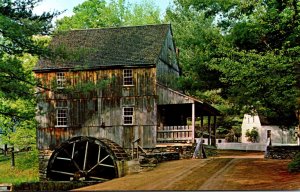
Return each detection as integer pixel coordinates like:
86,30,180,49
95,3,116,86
75,151,300,191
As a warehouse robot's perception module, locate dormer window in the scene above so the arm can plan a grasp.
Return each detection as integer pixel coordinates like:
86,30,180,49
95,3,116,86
56,72,65,89
123,69,133,86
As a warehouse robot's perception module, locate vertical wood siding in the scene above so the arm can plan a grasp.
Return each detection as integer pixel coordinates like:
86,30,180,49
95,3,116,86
35,67,157,150
156,30,180,89
35,27,182,151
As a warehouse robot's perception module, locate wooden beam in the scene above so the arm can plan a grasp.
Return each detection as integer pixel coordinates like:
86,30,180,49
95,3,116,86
212,116,217,146
208,116,211,145
192,102,195,143
157,129,192,133
157,137,193,142
201,116,204,134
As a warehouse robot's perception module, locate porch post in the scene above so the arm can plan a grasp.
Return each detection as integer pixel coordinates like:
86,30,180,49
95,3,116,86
208,115,211,145
212,115,217,146
192,102,195,143
200,115,204,135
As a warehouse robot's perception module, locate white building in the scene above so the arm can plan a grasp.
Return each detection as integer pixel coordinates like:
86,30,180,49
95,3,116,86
241,114,295,145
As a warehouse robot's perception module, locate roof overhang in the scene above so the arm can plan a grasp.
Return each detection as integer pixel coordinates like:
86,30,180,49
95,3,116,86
157,83,221,116
33,64,156,73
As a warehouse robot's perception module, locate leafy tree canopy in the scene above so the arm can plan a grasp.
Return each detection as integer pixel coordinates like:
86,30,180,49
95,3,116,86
167,0,300,128
166,2,225,93
0,0,58,150
0,0,58,118
56,0,162,30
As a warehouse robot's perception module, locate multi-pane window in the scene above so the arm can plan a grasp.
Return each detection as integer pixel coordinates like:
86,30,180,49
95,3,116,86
123,69,133,86
56,72,65,89
123,107,134,125
56,100,68,127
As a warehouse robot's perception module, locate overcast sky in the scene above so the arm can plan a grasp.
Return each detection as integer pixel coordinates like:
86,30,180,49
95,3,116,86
33,0,173,21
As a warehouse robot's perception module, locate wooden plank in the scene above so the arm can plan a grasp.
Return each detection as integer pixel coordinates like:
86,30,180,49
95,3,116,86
157,130,192,133
157,137,193,141
208,115,211,145
156,143,193,147
192,102,195,143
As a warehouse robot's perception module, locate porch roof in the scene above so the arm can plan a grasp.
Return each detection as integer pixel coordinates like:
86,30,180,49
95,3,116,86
157,83,221,116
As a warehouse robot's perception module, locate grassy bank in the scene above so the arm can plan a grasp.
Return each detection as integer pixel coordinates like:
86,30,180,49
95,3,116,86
0,151,39,184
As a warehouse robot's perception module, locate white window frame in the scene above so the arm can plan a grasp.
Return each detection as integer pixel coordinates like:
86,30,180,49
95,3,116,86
123,107,134,125
56,72,66,89
123,69,133,86
55,100,68,127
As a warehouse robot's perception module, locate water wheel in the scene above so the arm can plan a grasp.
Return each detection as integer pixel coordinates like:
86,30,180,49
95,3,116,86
47,136,129,181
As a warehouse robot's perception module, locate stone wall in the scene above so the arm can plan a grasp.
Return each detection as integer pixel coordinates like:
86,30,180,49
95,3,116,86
265,146,300,159
39,150,53,180
14,181,98,191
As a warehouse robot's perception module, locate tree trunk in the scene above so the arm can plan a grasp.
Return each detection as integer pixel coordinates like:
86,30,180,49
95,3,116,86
11,146,15,168
4,144,7,156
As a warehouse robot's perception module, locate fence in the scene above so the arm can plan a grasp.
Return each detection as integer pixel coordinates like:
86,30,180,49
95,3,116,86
157,126,193,143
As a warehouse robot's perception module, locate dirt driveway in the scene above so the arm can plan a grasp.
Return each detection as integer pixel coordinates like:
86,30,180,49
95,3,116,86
75,151,300,191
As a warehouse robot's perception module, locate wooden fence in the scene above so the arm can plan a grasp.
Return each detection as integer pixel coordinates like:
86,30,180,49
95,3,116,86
157,126,193,143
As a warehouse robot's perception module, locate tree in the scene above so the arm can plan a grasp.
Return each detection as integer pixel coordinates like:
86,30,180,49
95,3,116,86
123,0,161,26
214,0,299,127
245,127,259,143
0,0,59,118
0,0,58,166
167,0,299,129
165,2,225,94
55,0,162,31
165,0,241,136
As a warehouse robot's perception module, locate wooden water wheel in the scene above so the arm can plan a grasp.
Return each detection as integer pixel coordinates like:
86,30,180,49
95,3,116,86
47,136,129,181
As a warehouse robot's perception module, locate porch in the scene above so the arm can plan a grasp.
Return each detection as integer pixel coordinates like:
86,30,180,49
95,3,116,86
157,125,193,143
156,83,220,147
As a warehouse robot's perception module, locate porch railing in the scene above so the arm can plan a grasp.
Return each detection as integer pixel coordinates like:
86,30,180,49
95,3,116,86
157,125,193,143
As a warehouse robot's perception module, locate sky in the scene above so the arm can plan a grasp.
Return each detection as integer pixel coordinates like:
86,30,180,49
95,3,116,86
34,0,173,21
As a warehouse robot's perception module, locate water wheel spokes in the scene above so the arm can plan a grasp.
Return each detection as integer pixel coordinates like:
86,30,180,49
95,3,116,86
89,176,110,181
47,137,126,181
50,170,75,176
87,154,113,173
62,148,81,171
83,141,89,171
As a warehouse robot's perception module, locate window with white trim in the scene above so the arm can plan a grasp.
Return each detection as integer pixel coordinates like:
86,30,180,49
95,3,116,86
56,100,68,127
123,69,133,86
123,107,134,125
56,72,65,89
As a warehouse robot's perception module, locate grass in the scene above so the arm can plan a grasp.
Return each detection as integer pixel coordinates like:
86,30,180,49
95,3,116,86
0,150,39,184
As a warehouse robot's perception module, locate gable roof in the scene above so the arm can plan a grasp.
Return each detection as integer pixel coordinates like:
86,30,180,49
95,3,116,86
34,24,171,72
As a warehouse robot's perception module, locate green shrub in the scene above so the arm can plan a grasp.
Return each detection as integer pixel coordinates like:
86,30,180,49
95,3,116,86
288,152,300,172
245,127,259,142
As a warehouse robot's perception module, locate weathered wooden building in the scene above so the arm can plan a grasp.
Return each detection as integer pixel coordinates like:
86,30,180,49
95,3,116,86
34,24,220,181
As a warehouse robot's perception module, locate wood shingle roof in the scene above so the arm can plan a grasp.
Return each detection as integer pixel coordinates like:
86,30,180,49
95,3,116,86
34,24,171,71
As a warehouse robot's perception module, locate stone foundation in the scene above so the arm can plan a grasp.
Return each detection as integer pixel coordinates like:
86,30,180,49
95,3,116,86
39,150,53,181
126,160,141,174
265,146,300,159
14,181,98,191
